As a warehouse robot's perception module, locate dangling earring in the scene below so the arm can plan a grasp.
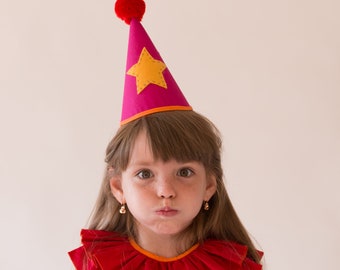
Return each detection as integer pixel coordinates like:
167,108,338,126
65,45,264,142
203,201,210,211
119,203,126,214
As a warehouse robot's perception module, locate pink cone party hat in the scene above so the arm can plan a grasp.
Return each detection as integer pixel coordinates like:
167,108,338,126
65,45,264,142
115,0,192,125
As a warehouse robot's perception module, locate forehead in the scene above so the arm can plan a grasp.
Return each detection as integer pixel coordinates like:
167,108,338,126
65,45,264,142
130,131,152,158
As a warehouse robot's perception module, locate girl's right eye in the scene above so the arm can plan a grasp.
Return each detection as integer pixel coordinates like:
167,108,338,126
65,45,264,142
136,169,153,179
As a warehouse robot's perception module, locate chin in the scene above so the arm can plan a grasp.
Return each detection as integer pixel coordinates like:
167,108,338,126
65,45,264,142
153,226,183,236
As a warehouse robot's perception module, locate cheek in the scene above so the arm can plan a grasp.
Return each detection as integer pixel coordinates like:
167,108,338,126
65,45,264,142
122,183,151,205
190,180,208,197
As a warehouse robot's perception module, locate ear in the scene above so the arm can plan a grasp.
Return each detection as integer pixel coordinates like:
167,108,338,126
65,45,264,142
109,175,125,204
204,174,217,201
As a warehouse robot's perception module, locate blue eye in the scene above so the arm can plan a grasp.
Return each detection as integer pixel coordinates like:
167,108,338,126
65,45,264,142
177,168,194,177
137,169,153,179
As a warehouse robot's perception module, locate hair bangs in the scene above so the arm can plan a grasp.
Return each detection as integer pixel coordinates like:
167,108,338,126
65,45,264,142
141,111,220,169
106,111,221,174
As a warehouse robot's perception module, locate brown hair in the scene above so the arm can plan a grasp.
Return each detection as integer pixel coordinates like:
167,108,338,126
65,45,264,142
88,110,261,263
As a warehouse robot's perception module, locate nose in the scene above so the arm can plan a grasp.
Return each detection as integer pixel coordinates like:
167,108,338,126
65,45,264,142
157,175,176,199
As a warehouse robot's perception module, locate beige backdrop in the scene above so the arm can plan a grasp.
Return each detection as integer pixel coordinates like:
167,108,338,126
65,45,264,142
1,0,339,269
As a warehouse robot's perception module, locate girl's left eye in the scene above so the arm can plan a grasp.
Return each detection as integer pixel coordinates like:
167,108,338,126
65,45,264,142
177,168,194,177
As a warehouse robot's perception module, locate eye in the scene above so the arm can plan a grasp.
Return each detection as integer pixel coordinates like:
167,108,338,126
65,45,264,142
136,169,153,179
177,168,194,177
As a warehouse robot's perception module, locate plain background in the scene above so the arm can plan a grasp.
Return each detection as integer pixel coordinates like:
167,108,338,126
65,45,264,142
1,0,339,269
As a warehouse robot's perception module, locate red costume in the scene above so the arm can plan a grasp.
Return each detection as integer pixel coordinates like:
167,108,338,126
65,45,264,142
69,229,262,270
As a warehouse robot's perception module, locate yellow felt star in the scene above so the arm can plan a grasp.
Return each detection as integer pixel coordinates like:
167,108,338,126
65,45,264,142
127,47,168,94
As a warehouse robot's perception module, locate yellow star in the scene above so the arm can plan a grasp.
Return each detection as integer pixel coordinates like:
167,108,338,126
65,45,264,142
127,47,168,94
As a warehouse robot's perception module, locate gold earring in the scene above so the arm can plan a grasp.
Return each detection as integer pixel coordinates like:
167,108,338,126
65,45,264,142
119,204,126,214
204,201,209,211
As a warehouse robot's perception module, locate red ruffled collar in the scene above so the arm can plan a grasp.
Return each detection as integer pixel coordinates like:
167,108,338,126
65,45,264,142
69,229,262,270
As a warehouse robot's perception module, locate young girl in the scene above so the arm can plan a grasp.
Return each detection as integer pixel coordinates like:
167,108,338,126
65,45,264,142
69,111,263,269
69,1,263,269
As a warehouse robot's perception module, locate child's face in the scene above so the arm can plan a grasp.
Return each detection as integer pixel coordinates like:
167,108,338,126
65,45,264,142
110,130,216,238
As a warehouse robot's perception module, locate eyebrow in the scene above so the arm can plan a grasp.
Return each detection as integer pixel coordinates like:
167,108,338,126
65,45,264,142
128,159,155,167
129,159,199,167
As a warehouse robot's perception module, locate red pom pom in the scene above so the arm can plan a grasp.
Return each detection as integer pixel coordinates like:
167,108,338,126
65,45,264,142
115,0,146,25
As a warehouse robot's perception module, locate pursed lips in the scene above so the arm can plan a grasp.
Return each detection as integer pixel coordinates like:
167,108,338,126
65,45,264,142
155,207,178,216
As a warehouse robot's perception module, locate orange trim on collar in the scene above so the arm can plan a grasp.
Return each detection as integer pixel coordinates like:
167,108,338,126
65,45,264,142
129,238,199,262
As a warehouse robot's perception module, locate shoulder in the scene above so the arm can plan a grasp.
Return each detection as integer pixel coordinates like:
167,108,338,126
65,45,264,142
197,239,263,270
80,229,125,242
69,229,130,270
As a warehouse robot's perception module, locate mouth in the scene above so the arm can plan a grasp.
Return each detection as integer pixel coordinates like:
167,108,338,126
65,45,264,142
155,207,178,217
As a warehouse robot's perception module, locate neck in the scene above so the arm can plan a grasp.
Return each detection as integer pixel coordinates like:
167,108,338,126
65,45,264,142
134,230,193,258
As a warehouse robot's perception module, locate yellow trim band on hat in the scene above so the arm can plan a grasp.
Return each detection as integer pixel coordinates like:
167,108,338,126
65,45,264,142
120,105,193,126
